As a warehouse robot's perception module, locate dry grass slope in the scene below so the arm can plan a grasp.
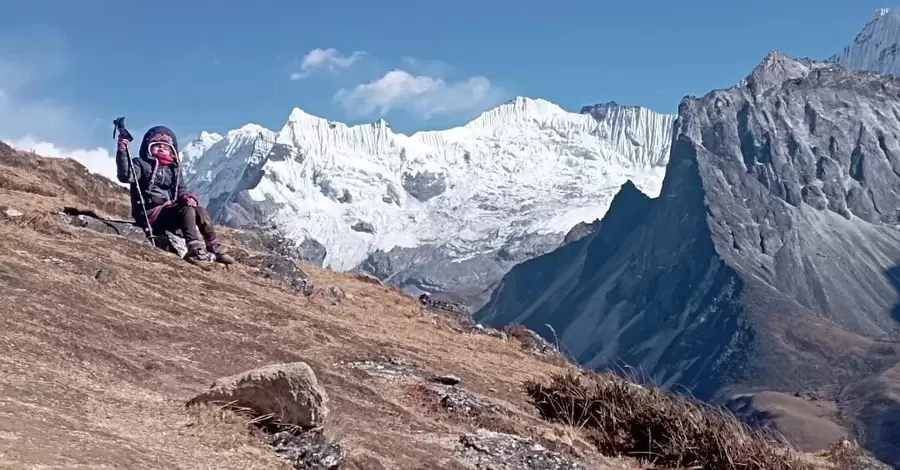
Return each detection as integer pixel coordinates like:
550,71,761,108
0,141,878,469
524,371,841,469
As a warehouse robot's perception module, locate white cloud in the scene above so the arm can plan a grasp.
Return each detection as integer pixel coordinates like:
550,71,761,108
6,136,121,185
334,69,504,119
291,47,365,79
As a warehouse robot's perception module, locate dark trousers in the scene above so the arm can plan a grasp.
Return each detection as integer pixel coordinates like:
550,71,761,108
151,202,221,252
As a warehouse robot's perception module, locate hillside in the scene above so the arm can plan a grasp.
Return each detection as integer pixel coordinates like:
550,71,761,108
476,51,900,466
2,143,885,469
179,97,676,309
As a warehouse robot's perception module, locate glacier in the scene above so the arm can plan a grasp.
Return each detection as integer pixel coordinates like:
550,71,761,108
181,97,676,306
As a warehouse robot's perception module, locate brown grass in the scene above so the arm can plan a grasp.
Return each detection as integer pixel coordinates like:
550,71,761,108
0,141,130,218
0,142,588,469
183,404,292,469
524,371,816,469
0,142,848,469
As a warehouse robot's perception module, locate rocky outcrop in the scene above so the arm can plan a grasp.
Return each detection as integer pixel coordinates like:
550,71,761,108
456,429,589,470
357,231,561,311
268,429,345,470
242,254,313,296
478,52,900,463
401,169,447,202
58,207,187,258
187,362,328,428
233,225,326,266
562,219,600,244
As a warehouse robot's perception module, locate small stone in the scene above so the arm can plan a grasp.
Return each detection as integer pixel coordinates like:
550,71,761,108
321,285,345,301
430,374,461,386
1,206,23,217
352,272,383,285
92,265,120,284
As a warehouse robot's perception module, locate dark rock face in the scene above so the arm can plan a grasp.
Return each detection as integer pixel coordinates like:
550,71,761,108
233,227,326,266
350,221,375,234
357,231,561,311
562,219,601,244
243,254,313,296
478,53,900,458
401,170,446,202
203,137,275,228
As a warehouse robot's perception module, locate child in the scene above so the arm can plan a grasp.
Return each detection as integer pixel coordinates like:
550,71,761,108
115,125,234,267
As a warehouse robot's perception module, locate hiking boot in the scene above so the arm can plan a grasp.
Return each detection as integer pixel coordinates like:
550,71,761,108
208,244,235,265
214,250,235,265
184,248,216,269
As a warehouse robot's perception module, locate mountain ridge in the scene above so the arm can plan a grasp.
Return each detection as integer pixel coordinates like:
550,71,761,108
181,95,677,307
476,50,900,465
829,7,900,76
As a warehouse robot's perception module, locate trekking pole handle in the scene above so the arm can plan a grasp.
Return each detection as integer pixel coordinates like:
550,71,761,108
113,117,134,142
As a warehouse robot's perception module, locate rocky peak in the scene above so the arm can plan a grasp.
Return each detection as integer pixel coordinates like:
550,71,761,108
579,101,646,121
739,50,820,94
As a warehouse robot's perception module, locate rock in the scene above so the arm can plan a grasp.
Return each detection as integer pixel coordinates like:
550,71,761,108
350,221,375,234
562,219,601,244
318,285,345,303
340,356,422,379
402,169,447,202
473,324,507,340
0,206,23,218
91,264,120,284
430,374,461,386
351,272,383,286
244,254,313,296
502,324,560,358
56,207,187,258
422,382,496,418
355,231,561,312
456,429,588,470
269,429,345,470
187,362,328,428
233,226,327,266
419,293,473,328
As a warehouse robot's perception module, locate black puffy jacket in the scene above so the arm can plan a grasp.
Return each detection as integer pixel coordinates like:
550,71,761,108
114,126,188,226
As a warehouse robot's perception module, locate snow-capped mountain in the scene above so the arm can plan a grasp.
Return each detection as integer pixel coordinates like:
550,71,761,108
830,7,900,75
181,131,223,176
182,96,676,307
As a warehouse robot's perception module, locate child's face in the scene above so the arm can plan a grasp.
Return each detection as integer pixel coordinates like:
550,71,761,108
150,142,174,158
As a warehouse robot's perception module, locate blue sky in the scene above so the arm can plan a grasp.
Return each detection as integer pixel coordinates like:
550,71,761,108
0,0,891,159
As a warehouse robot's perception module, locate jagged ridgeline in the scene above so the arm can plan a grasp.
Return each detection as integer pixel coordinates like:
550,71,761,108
479,51,900,403
180,98,676,310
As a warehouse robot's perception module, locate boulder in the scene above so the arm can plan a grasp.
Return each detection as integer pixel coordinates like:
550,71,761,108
188,362,328,428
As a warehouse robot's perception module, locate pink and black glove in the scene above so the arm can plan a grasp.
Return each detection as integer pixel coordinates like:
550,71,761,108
181,192,199,207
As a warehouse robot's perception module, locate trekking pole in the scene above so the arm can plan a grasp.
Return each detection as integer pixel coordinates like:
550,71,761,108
113,116,156,246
